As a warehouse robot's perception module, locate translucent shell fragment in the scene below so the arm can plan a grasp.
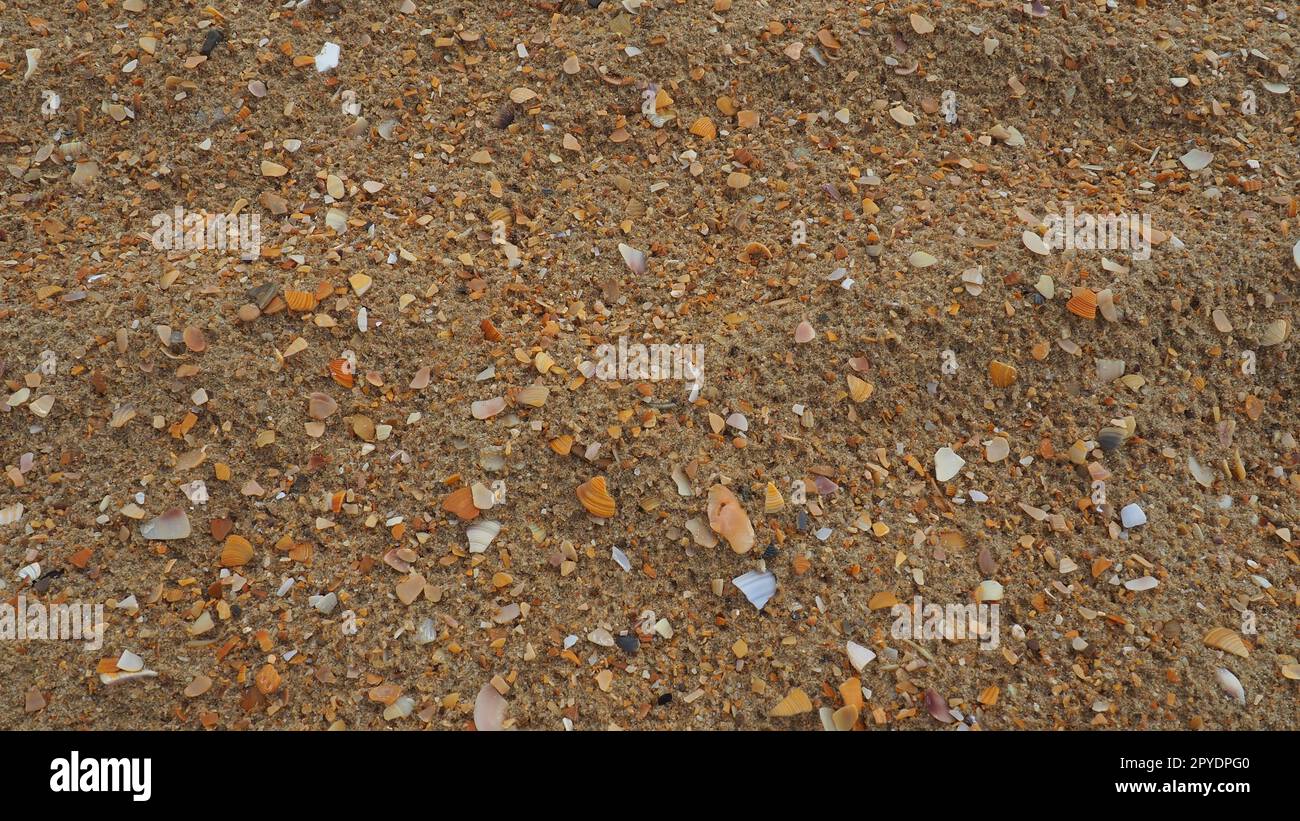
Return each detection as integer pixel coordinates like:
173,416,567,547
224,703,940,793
707,484,755,554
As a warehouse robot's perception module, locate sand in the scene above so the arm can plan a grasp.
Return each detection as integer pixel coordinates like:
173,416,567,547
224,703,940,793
0,0,1297,730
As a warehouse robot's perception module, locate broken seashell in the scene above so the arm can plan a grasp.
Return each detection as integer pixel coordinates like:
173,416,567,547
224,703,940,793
1098,425,1127,453
846,374,874,403
466,519,501,553
925,688,954,723
516,384,549,408
794,321,816,343
1203,627,1250,658
618,243,647,275
284,290,318,311
846,640,875,672
1260,319,1290,347
576,476,616,518
472,396,506,419
684,516,717,548
988,360,1017,388
329,358,355,388
708,484,755,553
733,570,776,610
764,481,785,513
974,579,1003,603
769,687,812,717
474,684,507,731
1178,148,1213,171
1215,668,1245,706
140,508,191,540
443,487,480,521
934,447,965,482
1067,287,1098,320
308,392,337,420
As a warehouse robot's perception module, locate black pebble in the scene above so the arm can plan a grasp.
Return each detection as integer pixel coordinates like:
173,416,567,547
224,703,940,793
657,693,672,705
200,29,225,57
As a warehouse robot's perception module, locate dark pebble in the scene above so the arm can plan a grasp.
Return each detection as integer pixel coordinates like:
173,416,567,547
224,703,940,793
615,634,640,654
200,29,225,57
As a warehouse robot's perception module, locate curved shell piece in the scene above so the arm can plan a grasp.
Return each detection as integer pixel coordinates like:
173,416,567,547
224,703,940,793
768,687,812,717
1203,627,1250,658
733,570,776,610
443,486,480,521
1215,668,1245,706
1067,287,1098,320
764,481,785,513
474,683,508,731
284,290,318,311
466,519,501,554
1260,318,1290,347
576,476,616,518
707,484,755,553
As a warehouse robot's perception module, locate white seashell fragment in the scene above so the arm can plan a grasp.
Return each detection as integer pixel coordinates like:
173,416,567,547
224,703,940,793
1120,503,1147,528
1215,668,1245,706
1178,148,1213,171
1188,456,1215,488
140,508,191,540
974,579,1003,603
846,640,876,672
116,650,144,673
1124,576,1158,592
618,242,647,275
309,592,338,615
732,570,777,610
414,617,437,645
315,41,340,72
934,447,965,482
611,545,631,572
1022,230,1050,255
684,516,717,548
670,465,693,497
466,519,501,553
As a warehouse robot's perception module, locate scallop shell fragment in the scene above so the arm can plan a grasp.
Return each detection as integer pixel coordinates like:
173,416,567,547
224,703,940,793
1203,627,1250,658
576,476,616,518
846,374,874,403
769,687,812,717
1066,287,1098,320
707,484,755,553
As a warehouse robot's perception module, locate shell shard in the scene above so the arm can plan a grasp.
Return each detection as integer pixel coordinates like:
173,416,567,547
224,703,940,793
1203,627,1250,658
1067,287,1098,320
764,481,785,513
846,640,875,672
466,519,501,553
474,683,507,731
925,688,955,723
684,516,718,548
988,360,1017,388
732,570,776,610
618,242,647,275
140,508,191,541
576,476,616,518
769,687,812,717
707,484,755,553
